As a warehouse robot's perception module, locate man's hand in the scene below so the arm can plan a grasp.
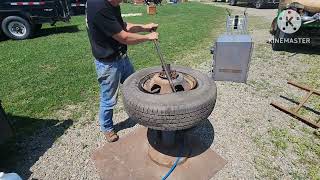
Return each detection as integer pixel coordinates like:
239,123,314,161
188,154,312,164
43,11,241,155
143,23,158,32
146,32,159,41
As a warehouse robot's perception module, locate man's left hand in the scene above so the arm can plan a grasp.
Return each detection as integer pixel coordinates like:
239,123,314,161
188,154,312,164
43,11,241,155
144,23,158,32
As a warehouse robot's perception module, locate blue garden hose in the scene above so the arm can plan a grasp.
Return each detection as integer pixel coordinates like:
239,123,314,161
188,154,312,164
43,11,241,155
161,156,181,180
161,144,184,180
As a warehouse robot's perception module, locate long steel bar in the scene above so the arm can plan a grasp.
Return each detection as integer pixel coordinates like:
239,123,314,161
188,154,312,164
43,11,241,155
271,102,320,129
288,81,320,95
153,40,176,93
271,81,320,129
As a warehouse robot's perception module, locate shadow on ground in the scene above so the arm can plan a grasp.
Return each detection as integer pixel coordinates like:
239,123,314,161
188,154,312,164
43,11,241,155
0,25,80,42
284,45,320,55
0,33,9,42
114,118,137,133
33,25,80,38
0,114,73,179
280,95,320,116
147,119,215,158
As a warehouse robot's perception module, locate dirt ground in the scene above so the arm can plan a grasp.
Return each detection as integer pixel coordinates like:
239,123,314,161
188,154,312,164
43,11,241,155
12,2,320,180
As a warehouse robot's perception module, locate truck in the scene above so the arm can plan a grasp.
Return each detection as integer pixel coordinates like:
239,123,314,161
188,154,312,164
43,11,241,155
0,0,72,40
70,0,86,15
229,0,280,9
270,0,320,50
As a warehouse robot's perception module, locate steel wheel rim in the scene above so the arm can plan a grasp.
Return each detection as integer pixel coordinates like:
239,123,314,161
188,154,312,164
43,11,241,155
8,21,26,37
139,71,198,95
256,0,262,8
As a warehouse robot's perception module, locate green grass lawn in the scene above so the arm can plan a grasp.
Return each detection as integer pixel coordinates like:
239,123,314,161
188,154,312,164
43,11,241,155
0,3,225,134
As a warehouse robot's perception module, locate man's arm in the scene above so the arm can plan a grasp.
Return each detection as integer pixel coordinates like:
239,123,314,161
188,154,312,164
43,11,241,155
126,23,158,33
113,30,158,45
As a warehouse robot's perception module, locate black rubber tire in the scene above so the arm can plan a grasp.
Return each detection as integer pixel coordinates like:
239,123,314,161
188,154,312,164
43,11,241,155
1,16,33,40
272,28,289,51
254,0,264,9
229,0,237,6
144,0,150,5
122,66,217,131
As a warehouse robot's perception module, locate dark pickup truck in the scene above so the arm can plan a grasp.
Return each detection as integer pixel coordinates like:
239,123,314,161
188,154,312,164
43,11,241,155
229,0,279,9
0,0,73,40
71,0,86,15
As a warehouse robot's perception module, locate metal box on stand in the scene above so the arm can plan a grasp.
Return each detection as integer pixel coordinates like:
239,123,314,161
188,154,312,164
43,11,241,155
212,12,254,83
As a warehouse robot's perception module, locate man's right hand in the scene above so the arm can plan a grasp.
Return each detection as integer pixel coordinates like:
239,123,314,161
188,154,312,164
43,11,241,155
147,32,159,41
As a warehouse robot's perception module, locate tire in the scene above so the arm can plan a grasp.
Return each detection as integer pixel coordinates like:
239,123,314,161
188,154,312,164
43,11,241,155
273,3,279,9
1,16,33,40
144,0,150,5
122,66,217,131
254,0,264,9
272,28,289,51
229,0,237,6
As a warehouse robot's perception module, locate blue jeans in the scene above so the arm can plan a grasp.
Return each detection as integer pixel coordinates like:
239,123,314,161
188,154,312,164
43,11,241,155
95,56,135,132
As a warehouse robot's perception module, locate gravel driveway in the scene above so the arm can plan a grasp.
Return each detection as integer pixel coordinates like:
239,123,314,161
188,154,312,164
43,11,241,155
13,3,319,179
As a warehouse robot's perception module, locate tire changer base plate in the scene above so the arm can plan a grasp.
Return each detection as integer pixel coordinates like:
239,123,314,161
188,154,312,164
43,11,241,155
91,128,227,180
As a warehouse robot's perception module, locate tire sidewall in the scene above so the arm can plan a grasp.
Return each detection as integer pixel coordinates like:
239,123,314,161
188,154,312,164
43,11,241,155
255,0,264,9
272,28,282,51
272,28,290,51
1,16,32,40
230,0,237,6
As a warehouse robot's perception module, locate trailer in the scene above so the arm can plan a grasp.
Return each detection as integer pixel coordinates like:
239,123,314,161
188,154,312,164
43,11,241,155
229,0,279,9
0,0,71,40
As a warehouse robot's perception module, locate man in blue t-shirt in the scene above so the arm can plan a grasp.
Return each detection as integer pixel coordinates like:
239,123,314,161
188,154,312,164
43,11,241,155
86,0,158,142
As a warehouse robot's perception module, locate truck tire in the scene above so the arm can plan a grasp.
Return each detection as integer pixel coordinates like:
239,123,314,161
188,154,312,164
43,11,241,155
254,0,264,9
1,16,33,40
229,0,237,6
272,28,289,51
122,66,217,131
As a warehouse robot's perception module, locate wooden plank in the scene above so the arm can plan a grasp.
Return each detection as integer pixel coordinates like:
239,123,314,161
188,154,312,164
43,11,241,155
288,81,320,96
271,102,320,129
